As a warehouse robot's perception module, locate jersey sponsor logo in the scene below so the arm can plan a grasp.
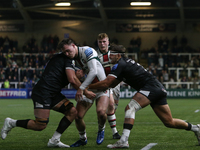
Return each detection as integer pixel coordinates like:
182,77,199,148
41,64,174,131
84,48,93,59
111,64,118,71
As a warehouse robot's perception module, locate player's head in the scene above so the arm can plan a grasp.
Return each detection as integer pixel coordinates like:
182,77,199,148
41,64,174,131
97,33,109,53
108,44,126,64
58,38,77,59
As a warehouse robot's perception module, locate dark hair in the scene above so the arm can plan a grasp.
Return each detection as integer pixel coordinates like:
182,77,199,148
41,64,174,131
109,43,126,53
57,38,76,50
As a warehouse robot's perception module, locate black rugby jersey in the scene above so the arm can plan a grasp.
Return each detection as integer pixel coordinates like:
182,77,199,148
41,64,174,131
109,57,155,91
34,53,74,93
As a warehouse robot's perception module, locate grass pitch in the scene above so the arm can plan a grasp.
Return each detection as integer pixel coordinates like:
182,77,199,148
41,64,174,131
0,99,200,150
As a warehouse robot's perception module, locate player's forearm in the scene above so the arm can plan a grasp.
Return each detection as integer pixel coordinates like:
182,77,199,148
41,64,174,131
88,81,109,91
80,59,97,90
70,76,82,90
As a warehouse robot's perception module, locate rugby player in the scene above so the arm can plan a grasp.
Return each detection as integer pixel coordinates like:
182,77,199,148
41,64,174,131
58,38,110,146
1,52,95,148
97,33,121,139
88,44,200,148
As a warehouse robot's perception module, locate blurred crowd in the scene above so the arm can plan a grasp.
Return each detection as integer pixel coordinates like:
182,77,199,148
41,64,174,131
0,35,200,89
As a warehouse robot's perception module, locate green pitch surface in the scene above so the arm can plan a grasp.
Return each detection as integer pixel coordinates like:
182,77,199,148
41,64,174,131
0,99,200,150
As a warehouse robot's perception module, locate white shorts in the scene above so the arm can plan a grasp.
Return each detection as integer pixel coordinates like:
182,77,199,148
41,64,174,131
81,89,110,104
110,84,120,101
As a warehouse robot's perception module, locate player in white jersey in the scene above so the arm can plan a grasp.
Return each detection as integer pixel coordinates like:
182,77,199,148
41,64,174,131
96,33,121,139
58,38,110,146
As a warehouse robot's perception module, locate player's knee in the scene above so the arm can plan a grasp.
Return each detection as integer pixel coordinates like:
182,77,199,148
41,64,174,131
34,118,49,131
97,109,106,118
163,120,174,128
58,101,74,115
107,103,115,113
125,99,142,119
68,107,77,118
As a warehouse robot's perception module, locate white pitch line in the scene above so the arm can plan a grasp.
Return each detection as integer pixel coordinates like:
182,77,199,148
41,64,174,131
141,143,157,150
195,109,199,113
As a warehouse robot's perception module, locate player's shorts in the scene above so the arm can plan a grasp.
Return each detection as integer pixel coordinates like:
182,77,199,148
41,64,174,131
110,84,120,101
31,89,66,109
81,89,110,104
138,79,167,108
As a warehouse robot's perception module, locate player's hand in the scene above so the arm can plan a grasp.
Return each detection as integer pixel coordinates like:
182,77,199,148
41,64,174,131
84,90,96,100
75,88,83,101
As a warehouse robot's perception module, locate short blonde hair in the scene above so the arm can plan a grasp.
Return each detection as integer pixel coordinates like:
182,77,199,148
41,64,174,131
97,33,109,40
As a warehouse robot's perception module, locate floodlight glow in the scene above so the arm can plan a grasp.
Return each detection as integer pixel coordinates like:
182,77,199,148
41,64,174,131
55,2,71,6
130,2,151,6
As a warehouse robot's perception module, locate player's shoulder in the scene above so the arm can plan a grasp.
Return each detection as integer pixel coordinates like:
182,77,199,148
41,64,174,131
79,46,97,59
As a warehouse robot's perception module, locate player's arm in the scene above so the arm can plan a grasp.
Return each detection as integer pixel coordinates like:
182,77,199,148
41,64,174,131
66,69,96,99
66,68,81,90
76,58,97,100
88,75,120,91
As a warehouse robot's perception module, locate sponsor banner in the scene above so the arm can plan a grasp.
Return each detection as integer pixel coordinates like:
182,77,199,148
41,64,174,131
0,89,27,98
120,89,200,98
1,88,199,99
61,89,77,99
116,23,176,32
0,24,24,32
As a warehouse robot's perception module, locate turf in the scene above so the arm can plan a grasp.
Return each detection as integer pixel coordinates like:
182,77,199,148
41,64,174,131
0,99,200,150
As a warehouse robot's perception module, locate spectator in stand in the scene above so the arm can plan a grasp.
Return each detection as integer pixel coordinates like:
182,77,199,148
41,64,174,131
163,37,170,50
22,68,32,81
129,37,137,46
32,74,40,84
3,36,10,53
158,55,164,68
136,36,141,47
192,76,199,89
181,76,188,89
157,36,163,49
163,70,169,82
0,61,3,69
37,70,43,79
23,44,31,53
48,34,54,49
5,67,13,80
0,70,5,82
4,79,10,88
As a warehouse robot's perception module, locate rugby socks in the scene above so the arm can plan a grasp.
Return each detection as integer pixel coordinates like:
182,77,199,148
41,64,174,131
120,124,133,142
56,117,72,134
107,113,118,135
186,122,199,132
98,123,105,131
16,119,30,129
79,130,87,141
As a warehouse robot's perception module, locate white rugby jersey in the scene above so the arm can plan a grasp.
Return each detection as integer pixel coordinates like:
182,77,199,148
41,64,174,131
96,49,113,76
75,46,106,90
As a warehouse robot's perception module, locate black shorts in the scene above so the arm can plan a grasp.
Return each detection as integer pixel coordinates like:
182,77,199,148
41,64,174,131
31,89,66,109
138,79,167,108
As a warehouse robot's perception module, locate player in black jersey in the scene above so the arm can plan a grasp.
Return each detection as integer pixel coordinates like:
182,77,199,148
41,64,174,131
1,52,95,148
89,44,200,148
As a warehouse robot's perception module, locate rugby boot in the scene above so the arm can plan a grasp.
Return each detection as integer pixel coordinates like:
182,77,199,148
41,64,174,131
70,139,87,147
96,130,104,145
107,140,129,148
1,117,15,140
113,132,121,139
47,138,70,148
194,124,200,145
